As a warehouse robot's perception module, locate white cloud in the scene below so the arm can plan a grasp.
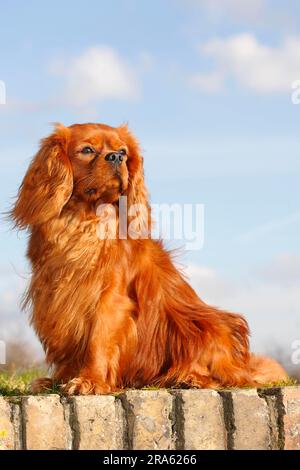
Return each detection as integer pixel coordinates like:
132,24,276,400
190,34,300,93
184,0,294,30
0,266,43,361
187,0,266,23
185,257,300,359
258,253,300,287
51,46,140,106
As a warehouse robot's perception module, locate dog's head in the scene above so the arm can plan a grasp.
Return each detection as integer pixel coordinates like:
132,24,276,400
12,123,148,227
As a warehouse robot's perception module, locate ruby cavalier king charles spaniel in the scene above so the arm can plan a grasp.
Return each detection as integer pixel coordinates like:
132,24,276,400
12,123,287,394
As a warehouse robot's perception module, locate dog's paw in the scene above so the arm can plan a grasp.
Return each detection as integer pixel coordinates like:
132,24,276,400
30,377,54,393
60,377,111,395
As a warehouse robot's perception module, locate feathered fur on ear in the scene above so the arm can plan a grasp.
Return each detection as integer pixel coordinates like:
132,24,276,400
117,124,151,238
12,124,73,228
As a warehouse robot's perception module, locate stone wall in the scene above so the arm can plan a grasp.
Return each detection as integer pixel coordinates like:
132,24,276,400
0,387,299,450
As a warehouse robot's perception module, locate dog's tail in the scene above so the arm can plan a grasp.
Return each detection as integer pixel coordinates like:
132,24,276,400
249,353,288,385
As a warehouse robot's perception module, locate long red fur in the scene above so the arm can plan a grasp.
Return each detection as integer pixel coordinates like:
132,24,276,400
11,123,287,394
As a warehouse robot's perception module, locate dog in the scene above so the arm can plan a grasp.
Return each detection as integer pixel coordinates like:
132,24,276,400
11,122,287,394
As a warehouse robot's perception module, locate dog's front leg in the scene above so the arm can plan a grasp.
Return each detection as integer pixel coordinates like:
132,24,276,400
61,291,137,395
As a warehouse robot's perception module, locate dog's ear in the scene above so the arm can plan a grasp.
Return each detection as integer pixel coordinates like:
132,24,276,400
12,124,73,228
117,124,151,238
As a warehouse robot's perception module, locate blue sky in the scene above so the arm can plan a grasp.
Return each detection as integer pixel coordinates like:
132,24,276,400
0,0,299,364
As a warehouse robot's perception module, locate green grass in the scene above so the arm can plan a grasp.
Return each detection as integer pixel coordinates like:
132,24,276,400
258,377,298,389
0,369,47,396
220,377,298,392
0,369,298,396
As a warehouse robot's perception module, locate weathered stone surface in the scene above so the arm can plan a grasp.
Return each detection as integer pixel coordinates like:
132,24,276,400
0,398,14,450
231,389,271,450
257,388,282,450
72,395,124,450
282,386,300,450
180,390,226,450
22,395,67,450
2,386,300,450
125,390,173,450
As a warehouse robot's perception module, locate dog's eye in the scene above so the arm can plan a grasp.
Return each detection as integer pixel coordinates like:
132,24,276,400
81,146,95,154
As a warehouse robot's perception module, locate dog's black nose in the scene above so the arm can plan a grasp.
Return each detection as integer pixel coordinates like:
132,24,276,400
105,152,124,165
